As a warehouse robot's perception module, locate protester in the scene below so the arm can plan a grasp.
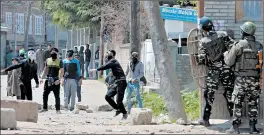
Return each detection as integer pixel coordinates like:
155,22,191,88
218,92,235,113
68,54,82,103
6,57,22,99
94,46,99,79
6,50,13,67
90,50,128,120
2,49,39,100
105,70,115,101
39,47,64,114
63,50,82,111
44,44,52,62
85,44,91,79
79,46,85,78
74,46,79,55
125,52,144,114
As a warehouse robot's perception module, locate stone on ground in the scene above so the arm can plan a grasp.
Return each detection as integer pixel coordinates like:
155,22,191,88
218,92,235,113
76,103,89,110
131,108,152,125
1,99,38,123
1,108,17,130
74,109,80,114
97,104,113,112
86,109,94,113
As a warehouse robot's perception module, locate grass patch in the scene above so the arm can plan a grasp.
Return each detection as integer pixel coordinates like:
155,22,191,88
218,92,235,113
141,90,200,120
181,90,200,120
142,92,168,117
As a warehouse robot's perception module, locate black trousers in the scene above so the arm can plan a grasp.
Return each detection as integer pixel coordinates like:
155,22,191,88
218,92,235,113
43,80,60,110
20,80,33,100
105,80,127,114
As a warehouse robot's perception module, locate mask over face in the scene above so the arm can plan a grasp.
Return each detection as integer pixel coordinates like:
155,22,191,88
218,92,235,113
131,57,138,63
106,51,113,61
51,52,58,60
28,50,36,61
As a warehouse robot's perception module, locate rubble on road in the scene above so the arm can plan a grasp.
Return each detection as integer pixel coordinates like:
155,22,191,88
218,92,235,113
76,103,89,110
1,99,38,123
131,108,153,125
1,108,17,130
96,104,113,112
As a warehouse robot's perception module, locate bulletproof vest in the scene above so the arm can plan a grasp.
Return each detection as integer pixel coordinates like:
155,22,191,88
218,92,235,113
46,58,61,77
235,40,259,76
201,32,226,62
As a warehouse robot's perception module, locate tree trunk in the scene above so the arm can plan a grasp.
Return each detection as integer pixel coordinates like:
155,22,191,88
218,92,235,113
130,0,140,56
99,15,105,78
24,1,32,51
143,1,187,122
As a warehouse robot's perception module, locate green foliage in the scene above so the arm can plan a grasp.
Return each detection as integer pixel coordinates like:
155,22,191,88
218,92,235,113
181,90,200,120
175,0,197,6
142,92,168,117
142,90,200,120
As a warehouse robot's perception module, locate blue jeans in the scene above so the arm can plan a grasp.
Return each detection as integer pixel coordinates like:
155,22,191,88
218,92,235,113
126,82,143,113
85,61,90,78
64,79,77,110
95,61,99,79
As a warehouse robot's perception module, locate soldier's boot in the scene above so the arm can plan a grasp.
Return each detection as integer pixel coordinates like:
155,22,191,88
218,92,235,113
249,122,260,134
226,124,240,134
198,119,211,127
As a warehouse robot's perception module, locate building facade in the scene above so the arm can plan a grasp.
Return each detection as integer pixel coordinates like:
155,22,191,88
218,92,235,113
1,1,46,50
204,1,263,44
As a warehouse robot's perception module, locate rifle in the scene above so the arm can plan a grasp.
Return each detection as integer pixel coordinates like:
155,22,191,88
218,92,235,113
256,50,263,89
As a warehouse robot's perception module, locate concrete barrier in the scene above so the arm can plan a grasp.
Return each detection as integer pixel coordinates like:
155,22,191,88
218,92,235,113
1,99,38,123
1,108,17,130
131,108,152,125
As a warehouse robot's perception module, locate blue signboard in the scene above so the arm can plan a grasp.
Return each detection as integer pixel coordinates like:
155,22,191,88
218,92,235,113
160,6,198,23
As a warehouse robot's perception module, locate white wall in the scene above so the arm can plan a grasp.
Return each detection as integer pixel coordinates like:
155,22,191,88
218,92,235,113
164,20,184,36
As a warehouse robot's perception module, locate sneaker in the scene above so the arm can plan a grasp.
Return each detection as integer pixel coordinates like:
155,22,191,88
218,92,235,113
56,110,61,114
122,114,128,120
198,119,211,127
70,108,74,111
39,109,48,113
114,110,121,117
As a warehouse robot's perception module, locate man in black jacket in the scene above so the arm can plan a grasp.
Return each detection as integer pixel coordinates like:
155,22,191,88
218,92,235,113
2,49,39,100
91,50,128,120
84,44,91,79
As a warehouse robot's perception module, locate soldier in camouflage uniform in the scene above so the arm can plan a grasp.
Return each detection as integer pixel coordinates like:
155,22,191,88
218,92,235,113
224,22,262,134
195,17,235,127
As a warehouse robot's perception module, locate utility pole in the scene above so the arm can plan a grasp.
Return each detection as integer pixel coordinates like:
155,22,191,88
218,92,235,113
98,15,105,78
24,1,32,51
55,25,58,48
130,0,140,56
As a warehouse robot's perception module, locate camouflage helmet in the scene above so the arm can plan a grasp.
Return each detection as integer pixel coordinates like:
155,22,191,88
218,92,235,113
199,16,214,27
240,21,256,35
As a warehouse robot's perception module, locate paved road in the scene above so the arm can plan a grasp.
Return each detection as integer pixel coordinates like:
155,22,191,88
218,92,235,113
1,75,108,110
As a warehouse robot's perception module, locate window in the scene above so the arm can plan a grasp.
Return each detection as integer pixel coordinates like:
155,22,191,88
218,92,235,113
236,1,263,22
16,13,24,34
28,16,32,34
35,16,43,35
6,12,12,24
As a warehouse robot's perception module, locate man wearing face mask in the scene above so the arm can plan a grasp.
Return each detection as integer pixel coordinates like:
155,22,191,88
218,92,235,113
90,50,128,120
63,50,82,111
1,49,39,100
39,47,64,114
125,52,144,114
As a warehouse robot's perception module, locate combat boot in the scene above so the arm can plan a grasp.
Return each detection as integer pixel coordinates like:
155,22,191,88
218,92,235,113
198,119,210,127
249,122,260,134
225,124,240,134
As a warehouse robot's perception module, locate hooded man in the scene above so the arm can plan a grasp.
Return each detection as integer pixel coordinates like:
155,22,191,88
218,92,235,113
2,49,39,100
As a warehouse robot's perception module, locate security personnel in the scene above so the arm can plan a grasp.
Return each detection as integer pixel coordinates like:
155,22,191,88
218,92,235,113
224,22,262,134
195,16,235,126
39,47,64,114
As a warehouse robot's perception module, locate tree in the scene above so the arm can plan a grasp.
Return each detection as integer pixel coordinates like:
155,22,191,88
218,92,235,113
24,1,33,51
143,1,188,123
130,1,140,55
